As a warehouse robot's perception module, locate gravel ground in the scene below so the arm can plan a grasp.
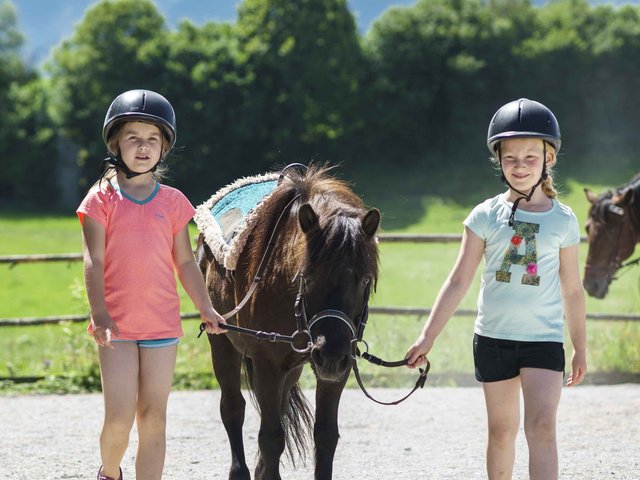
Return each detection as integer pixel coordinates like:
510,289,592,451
1,385,639,479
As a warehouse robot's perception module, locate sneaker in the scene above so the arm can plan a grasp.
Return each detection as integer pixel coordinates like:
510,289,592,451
97,466,123,480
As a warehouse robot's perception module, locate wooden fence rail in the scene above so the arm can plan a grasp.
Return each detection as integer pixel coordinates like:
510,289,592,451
0,233,590,266
2,307,639,327
2,234,636,326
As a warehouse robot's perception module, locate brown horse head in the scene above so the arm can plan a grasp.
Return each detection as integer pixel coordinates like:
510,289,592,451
583,185,638,298
283,166,380,382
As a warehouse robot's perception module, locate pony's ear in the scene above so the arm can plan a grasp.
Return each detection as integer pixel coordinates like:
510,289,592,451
611,188,634,205
298,203,319,234
584,188,597,204
362,208,381,238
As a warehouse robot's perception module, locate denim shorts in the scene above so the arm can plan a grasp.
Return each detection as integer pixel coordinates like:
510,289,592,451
111,338,179,348
473,334,564,383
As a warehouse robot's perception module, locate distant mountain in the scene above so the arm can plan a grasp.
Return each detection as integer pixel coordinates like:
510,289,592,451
11,0,640,68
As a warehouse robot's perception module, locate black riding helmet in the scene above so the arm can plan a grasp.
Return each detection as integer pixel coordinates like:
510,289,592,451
487,98,561,226
487,98,561,154
102,89,177,178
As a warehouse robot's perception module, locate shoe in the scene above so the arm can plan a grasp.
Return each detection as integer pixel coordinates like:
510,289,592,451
97,466,123,480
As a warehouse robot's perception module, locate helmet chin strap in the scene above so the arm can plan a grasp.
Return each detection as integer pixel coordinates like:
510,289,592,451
498,142,548,227
101,153,162,179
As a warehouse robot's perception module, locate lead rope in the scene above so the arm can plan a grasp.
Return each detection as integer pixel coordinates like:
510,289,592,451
350,282,429,405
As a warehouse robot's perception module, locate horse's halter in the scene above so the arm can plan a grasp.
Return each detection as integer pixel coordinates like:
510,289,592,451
293,271,367,355
585,198,639,284
294,270,428,405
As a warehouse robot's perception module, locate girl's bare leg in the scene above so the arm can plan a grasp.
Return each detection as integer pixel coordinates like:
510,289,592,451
483,376,521,480
135,345,177,480
521,368,563,480
99,343,139,479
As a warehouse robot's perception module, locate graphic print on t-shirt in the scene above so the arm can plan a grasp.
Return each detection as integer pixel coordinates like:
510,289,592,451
495,220,540,286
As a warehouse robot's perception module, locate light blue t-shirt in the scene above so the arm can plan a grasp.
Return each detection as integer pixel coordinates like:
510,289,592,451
464,194,581,343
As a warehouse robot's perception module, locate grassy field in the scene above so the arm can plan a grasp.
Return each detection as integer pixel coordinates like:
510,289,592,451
1,174,639,392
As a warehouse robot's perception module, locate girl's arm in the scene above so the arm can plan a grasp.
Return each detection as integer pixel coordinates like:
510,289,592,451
559,243,587,386
405,226,485,367
173,225,226,334
81,216,118,347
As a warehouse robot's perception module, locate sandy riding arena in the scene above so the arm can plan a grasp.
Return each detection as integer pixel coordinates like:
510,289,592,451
1,385,638,479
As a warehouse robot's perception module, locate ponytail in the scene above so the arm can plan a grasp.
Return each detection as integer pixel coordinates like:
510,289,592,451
541,144,558,199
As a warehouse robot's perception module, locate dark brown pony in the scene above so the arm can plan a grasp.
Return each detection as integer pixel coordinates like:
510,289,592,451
196,165,380,479
583,174,640,298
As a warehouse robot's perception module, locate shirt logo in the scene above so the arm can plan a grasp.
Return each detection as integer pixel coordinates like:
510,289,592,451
154,212,166,221
496,221,540,286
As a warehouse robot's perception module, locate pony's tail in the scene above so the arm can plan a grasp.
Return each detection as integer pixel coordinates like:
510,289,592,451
282,383,314,466
242,357,314,466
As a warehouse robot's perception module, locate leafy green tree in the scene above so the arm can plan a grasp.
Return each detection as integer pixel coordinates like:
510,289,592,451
0,0,54,205
3,78,59,205
234,0,364,168
515,0,640,174
157,20,252,201
361,0,535,165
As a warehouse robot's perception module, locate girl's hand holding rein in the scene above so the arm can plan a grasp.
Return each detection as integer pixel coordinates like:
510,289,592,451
201,305,227,335
405,334,432,369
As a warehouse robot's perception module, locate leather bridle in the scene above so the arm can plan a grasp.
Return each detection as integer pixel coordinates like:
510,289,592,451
585,195,640,284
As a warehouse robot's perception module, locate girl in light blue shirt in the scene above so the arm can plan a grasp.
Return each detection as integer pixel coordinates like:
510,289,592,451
406,98,587,480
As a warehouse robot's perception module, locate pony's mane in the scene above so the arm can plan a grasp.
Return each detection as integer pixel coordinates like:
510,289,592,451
278,164,363,207
249,165,379,285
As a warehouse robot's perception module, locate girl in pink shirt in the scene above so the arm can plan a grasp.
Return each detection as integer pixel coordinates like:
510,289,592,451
77,89,226,480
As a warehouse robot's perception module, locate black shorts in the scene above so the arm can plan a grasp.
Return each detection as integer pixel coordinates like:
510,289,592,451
473,334,565,383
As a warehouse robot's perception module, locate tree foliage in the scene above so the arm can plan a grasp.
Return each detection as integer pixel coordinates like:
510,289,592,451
234,0,364,166
0,0,56,204
2,0,640,208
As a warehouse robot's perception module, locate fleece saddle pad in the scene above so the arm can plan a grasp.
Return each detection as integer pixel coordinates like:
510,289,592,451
193,172,280,271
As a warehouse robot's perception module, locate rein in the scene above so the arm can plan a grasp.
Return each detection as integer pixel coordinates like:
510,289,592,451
348,280,430,406
197,191,312,351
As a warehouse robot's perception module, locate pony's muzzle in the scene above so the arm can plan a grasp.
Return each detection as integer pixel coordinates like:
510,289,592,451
311,335,351,382
583,276,609,299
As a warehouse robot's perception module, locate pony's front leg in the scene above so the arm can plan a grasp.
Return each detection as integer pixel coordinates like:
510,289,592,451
209,334,250,480
314,376,348,480
253,360,286,480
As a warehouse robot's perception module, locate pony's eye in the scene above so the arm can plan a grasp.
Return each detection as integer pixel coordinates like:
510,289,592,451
362,277,371,286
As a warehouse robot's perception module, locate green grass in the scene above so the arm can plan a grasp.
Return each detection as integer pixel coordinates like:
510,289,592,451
1,172,640,393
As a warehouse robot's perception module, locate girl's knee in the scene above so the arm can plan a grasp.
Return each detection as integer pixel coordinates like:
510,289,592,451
103,411,135,431
136,404,168,432
488,419,519,446
101,417,134,443
524,412,557,442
